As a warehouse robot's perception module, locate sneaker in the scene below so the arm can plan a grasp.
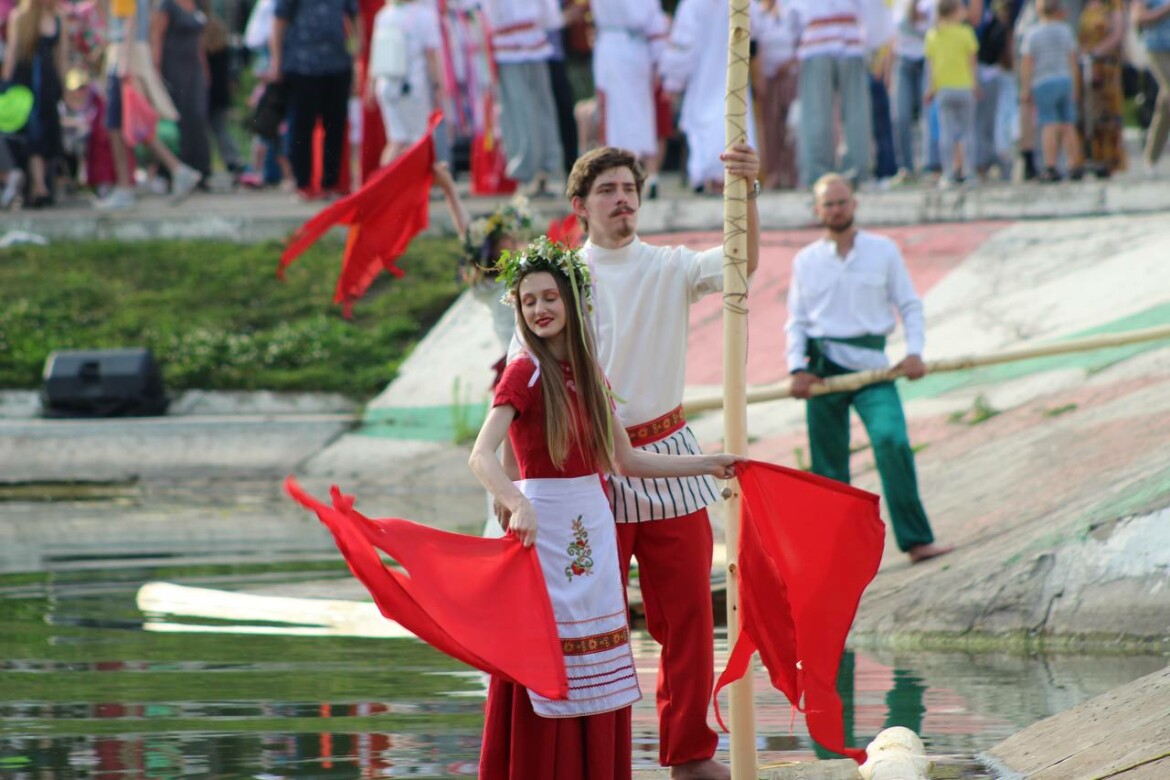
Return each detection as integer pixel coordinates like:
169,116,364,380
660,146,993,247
238,171,264,189
0,169,23,209
170,165,201,205
890,169,918,187
95,187,136,210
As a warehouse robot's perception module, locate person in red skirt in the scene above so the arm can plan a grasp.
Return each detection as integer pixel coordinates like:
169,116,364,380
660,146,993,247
470,238,739,779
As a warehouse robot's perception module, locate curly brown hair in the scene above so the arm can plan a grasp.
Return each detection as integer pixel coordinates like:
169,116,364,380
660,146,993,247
565,147,647,233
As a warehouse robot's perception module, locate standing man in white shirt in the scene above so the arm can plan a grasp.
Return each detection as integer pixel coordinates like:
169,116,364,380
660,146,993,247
566,143,759,780
791,0,872,185
785,174,953,563
786,0,893,184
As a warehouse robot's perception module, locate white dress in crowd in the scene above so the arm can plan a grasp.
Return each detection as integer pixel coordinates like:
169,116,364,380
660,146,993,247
589,0,669,159
660,0,759,187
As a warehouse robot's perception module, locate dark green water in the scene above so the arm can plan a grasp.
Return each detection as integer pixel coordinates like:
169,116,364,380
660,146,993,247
1,561,1165,778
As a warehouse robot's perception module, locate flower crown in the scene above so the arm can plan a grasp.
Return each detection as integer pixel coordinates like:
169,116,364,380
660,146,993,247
496,236,593,308
463,195,535,270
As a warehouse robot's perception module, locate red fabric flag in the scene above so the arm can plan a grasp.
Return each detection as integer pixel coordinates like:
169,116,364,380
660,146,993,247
546,213,583,248
285,477,569,701
278,112,443,316
714,461,885,764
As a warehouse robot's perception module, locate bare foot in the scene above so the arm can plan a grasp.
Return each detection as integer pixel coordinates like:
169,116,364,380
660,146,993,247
670,758,731,780
908,542,955,564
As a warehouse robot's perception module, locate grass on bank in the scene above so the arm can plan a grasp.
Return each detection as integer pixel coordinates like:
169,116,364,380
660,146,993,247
0,237,463,398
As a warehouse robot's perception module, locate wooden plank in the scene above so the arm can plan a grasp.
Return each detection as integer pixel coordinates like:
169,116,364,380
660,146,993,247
986,666,1170,780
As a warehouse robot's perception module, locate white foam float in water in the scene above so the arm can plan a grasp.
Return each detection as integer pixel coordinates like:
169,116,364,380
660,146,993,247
859,726,932,780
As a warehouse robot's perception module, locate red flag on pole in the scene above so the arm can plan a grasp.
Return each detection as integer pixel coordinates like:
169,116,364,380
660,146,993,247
278,112,443,316
285,477,569,701
545,213,583,247
714,460,885,764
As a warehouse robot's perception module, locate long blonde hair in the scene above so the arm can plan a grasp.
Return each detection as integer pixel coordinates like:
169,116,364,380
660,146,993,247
10,0,54,64
514,269,615,475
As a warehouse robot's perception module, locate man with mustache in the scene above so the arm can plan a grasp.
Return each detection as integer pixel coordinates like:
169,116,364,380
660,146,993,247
786,173,953,564
562,143,760,780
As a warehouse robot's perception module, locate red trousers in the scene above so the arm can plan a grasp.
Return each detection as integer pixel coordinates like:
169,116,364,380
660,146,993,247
479,677,632,780
616,509,718,767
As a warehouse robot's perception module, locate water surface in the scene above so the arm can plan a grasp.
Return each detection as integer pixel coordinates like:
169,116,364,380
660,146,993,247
1,559,1164,778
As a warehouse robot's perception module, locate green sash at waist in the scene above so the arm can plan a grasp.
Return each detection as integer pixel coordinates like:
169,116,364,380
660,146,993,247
806,334,887,376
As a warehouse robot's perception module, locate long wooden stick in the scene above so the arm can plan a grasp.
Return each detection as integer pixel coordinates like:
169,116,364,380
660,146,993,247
686,323,1170,414
722,0,756,777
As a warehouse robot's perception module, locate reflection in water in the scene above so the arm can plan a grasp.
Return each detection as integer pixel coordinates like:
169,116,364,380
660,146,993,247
1,565,1165,778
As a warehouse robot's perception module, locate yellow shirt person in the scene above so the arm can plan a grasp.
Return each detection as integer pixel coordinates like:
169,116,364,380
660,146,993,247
924,16,979,90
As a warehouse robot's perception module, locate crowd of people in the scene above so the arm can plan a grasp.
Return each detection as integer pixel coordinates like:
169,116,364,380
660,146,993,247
0,0,1167,210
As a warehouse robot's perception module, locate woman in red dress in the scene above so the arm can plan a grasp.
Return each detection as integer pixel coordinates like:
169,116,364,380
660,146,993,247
469,238,738,780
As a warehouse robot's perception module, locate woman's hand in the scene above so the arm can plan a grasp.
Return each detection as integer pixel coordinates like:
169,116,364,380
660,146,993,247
707,454,745,480
507,499,539,547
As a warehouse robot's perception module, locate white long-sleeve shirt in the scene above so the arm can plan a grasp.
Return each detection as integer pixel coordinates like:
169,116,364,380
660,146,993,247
482,0,556,63
588,237,724,426
785,231,925,374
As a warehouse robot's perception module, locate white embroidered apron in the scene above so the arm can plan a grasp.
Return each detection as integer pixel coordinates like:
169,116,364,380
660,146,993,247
517,475,642,718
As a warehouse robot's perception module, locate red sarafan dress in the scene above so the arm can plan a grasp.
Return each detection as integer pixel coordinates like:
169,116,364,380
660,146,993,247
479,354,638,780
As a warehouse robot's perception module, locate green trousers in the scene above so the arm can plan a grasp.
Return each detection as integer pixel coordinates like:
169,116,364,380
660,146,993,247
806,358,935,552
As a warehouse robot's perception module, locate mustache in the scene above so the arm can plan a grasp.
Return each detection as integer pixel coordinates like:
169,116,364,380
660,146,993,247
609,206,635,217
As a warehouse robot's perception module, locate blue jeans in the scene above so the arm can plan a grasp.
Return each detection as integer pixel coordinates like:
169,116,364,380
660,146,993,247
870,74,898,179
974,68,1006,172
893,56,925,172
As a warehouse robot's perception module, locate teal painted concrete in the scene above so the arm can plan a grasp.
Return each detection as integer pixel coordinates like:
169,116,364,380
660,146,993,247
902,304,1170,402
360,403,488,442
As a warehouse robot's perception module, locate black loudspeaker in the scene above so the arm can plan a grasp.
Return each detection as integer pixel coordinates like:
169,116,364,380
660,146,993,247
41,348,169,418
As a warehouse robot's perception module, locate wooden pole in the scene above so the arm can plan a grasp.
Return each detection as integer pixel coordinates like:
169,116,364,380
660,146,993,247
686,323,1170,414
722,0,756,777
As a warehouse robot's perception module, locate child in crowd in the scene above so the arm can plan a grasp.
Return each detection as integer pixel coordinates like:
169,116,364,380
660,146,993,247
239,0,291,189
924,0,980,188
60,68,95,190
1020,0,1082,182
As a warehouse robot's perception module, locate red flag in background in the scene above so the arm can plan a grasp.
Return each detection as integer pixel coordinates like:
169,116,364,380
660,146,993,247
285,477,569,701
278,112,443,316
714,461,885,764
546,213,583,247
